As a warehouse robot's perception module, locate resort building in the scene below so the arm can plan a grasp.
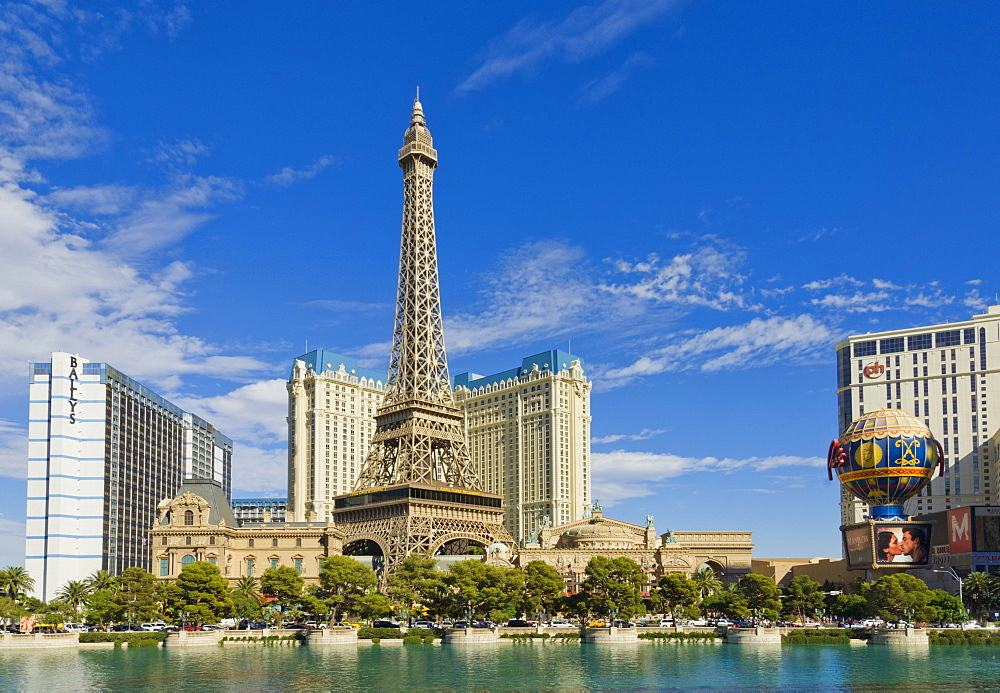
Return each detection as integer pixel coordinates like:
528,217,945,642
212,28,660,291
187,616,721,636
26,352,232,601
152,480,343,584
286,350,386,522
232,497,288,525
453,351,592,542
835,305,1000,525
286,349,593,542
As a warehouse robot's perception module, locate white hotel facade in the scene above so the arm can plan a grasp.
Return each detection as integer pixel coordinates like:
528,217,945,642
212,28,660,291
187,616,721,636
26,352,232,601
835,306,1000,525
286,349,592,542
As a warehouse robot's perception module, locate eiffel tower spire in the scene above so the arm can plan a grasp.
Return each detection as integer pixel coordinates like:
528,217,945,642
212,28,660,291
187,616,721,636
385,94,452,407
335,96,514,571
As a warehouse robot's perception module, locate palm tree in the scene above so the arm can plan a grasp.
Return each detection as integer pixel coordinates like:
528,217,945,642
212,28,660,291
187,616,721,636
86,569,118,593
963,572,997,621
0,566,35,601
692,568,723,599
56,580,92,618
233,575,259,599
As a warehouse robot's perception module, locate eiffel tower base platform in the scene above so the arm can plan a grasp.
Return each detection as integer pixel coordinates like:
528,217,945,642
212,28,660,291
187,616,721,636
332,483,515,572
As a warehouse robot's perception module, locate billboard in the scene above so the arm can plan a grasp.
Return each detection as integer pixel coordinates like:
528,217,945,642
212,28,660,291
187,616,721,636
843,521,933,568
975,507,1000,552
949,507,973,553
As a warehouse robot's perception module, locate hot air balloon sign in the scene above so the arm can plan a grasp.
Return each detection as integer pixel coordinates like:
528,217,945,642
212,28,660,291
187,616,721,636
828,409,943,521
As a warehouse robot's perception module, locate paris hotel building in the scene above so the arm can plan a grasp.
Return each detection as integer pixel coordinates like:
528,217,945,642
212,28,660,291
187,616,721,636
286,349,592,542
835,305,1000,525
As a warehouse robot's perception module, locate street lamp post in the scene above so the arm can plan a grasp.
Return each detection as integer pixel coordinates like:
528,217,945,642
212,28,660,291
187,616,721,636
933,567,963,615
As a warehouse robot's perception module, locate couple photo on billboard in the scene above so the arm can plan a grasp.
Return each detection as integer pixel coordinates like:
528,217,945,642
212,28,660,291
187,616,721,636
875,525,929,565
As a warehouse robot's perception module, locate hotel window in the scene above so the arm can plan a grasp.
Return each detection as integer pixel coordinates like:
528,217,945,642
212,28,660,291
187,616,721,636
271,559,279,570
160,558,169,577
296,538,302,547
295,559,303,575
161,536,167,546
272,538,278,547
247,559,255,576
908,333,932,351
184,510,194,525
248,538,255,548
185,536,192,546
181,555,195,568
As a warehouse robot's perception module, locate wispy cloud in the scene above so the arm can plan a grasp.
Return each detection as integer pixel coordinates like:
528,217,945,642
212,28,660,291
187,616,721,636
267,155,340,187
592,428,666,444
0,419,26,479
597,314,837,387
169,379,288,448
578,51,654,105
456,0,678,94
591,449,825,505
0,513,26,568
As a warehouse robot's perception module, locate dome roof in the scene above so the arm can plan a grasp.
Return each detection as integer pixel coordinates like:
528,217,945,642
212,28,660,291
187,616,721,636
560,519,641,547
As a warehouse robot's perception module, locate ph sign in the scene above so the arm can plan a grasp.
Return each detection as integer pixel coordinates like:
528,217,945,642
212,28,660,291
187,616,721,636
863,360,885,380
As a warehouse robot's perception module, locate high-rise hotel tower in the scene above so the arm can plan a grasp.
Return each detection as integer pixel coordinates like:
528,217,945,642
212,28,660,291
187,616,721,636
835,306,1000,525
26,352,232,600
287,350,385,521
286,349,592,543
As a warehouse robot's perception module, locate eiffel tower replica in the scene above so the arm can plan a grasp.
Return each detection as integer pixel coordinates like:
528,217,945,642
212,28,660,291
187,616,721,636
331,95,514,571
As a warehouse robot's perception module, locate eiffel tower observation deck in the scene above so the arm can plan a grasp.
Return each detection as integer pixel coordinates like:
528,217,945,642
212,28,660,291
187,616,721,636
332,95,515,571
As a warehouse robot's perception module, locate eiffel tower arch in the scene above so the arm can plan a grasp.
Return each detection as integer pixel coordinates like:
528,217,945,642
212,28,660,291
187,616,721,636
331,95,515,572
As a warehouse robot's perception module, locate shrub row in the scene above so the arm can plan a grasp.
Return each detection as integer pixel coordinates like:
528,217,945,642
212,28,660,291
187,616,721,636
79,632,167,647
639,631,722,642
929,630,1000,645
500,632,581,641
402,635,435,644
357,627,406,640
783,635,850,645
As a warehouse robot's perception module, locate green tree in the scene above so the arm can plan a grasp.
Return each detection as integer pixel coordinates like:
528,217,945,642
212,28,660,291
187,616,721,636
115,567,161,626
0,595,29,629
56,579,92,619
781,575,826,623
963,572,998,622
577,556,646,622
701,590,747,621
657,572,700,621
829,593,869,621
735,574,781,624
928,589,967,624
260,565,304,627
520,560,566,619
385,554,443,622
0,566,35,601
84,589,121,627
170,561,233,627
444,560,525,623
861,573,935,624
315,556,377,622
692,568,723,600
354,592,393,621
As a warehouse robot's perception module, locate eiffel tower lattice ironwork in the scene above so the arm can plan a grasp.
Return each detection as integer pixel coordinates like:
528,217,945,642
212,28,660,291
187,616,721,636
332,96,514,571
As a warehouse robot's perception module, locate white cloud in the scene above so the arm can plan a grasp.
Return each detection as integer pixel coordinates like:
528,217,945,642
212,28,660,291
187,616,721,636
0,181,269,387
808,292,893,313
152,138,210,168
578,51,654,105
456,0,678,93
598,314,836,386
169,379,288,447
230,445,287,495
267,155,340,187
591,449,825,505
592,428,665,444
0,419,26,479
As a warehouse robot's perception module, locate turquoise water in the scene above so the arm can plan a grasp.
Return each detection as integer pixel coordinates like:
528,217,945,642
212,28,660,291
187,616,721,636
3,644,1000,690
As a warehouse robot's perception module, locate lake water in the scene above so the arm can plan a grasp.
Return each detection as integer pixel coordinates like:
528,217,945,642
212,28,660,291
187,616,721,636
3,643,1000,690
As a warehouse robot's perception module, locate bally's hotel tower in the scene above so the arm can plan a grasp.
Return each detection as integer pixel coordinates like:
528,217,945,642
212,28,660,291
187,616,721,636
26,352,232,601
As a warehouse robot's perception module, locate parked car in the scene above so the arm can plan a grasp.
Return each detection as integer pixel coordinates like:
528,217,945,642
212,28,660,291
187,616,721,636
411,621,436,629
372,620,400,629
547,620,575,628
285,623,314,630
452,621,470,629
504,619,533,628
658,619,674,627
612,621,635,628
472,621,495,629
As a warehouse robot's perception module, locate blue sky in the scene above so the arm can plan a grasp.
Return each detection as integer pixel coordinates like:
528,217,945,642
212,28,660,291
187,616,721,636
0,0,997,568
